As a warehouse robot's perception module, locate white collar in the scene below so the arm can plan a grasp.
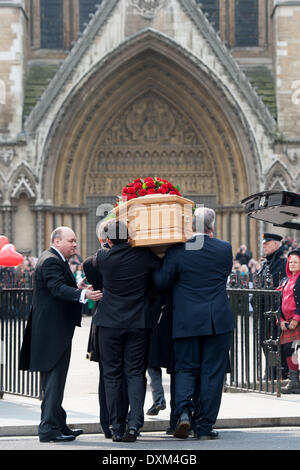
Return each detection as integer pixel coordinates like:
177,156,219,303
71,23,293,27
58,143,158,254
51,246,66,262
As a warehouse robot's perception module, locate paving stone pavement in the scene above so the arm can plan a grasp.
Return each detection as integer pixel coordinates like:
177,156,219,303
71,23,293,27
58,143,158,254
1,316,300,454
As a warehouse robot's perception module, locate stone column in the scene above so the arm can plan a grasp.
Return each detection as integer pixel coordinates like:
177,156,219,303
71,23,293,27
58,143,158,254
32,205,48,257
2,204,16,241
272,1,300,138
0,1,27,140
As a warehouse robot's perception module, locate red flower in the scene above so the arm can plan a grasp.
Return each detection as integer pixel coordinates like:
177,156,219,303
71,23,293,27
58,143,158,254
133,182,143,192
117,177,182,206
160,184,169,194
146,181,156,189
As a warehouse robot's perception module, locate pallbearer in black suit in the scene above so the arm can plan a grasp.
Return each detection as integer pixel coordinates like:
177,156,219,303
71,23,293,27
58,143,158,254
92,219,161,442
153,207,235,440
19,227,102,443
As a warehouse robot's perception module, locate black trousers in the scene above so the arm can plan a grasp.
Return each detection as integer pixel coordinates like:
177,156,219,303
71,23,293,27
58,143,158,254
173,332,232,436
98,327,148,434
39,344,71,439
98,360,129,436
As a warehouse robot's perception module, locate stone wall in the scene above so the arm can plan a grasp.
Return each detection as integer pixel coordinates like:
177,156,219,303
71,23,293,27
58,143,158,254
273,2,300,138
0,3,26,141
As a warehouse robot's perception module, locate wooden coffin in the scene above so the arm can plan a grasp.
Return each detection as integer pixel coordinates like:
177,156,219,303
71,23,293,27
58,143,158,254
114,194,194,247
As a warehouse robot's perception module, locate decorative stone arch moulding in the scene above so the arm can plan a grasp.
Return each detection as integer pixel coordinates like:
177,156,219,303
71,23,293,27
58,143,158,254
265,160,293,192
37,29,264,207
8,164,37,202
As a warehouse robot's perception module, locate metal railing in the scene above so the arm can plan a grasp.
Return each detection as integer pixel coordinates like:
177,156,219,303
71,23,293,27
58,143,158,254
0,286,41,399
0,282,282,399
227,288,282,396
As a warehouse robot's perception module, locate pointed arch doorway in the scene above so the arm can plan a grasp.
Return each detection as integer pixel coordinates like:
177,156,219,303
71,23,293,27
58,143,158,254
86,90,218,255
41,36,259,258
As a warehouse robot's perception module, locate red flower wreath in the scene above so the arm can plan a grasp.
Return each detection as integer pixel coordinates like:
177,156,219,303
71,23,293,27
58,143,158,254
115,177,182,207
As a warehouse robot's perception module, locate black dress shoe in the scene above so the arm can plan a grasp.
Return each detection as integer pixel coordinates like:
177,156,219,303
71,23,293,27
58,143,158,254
173,412,191,439
166,427,175,435
195,430,219,440
146,402,166,416
122,428,138,442
39,433,76,443
62,427,84,437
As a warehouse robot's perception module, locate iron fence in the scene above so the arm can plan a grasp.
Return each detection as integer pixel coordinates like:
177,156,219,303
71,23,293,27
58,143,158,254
227,288,282,396
0,286,41,399
0,282,282,400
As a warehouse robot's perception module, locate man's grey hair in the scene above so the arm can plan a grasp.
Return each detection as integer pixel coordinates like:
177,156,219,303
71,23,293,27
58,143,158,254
98,218,128,245
192,207,216,234
97,220,109,241
50,227,64,243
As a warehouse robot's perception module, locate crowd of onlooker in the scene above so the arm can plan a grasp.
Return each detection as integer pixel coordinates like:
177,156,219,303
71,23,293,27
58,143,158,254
1,235,299,291
229,236,300,288
0,255,37,288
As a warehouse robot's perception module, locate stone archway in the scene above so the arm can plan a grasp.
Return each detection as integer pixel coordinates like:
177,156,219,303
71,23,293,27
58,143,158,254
40,35,259,258
87,91,216,196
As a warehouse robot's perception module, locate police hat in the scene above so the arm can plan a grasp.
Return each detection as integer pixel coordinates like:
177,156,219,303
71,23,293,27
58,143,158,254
262,233,283,243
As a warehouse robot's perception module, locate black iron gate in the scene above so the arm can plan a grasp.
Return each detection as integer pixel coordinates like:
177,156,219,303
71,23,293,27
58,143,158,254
227,288,282,396
0,283,281,399
0,284,41,399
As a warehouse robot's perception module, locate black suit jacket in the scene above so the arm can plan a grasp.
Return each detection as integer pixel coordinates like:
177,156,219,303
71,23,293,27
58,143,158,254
19,248,82,372
153,235,235,338
92,243,161,329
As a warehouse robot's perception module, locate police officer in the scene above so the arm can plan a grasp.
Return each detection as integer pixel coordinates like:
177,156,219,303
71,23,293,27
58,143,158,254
257,233,286,288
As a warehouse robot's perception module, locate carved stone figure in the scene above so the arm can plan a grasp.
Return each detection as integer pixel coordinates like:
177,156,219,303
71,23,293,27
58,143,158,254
130,0,168,19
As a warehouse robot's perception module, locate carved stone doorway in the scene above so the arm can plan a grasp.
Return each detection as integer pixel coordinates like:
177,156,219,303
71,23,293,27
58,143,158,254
85,91,217,255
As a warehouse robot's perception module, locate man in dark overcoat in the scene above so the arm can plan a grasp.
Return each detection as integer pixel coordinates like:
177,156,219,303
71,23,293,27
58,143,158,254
92,219,161,442
153,207,235,440
19,227,101,442
83,246,129,439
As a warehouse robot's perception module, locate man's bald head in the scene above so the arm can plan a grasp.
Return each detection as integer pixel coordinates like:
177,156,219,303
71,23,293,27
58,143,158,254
50,226,77,259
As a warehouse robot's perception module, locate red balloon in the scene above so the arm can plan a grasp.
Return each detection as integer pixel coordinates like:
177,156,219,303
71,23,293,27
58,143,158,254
0,236,9,250
0,244,24,267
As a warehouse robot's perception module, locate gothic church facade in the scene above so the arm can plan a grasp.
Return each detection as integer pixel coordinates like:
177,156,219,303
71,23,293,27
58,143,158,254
0,0,300,258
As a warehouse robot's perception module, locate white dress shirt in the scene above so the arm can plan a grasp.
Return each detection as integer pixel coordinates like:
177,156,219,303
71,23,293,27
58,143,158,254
51,246,87,304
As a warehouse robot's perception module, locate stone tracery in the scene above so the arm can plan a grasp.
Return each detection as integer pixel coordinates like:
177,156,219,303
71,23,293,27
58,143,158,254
87,92,216,196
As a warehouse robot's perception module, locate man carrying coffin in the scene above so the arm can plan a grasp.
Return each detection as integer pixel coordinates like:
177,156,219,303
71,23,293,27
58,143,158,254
152,207,235,440
92,219,161,442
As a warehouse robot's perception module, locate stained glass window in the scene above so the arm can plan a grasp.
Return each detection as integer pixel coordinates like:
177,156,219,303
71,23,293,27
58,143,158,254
40,0,64,50
235,0,258,47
